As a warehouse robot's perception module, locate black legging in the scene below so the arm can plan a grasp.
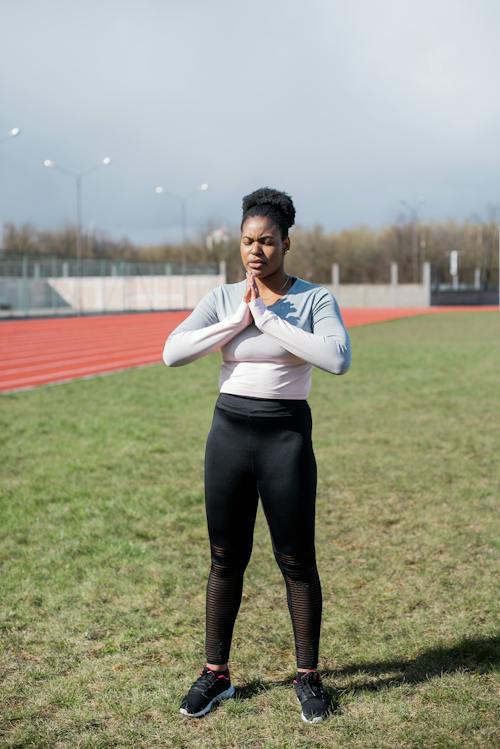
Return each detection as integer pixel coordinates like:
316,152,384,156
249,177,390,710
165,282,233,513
203,395,322,669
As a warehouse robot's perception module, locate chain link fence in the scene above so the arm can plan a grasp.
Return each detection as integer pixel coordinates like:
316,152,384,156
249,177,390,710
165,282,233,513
0,253,222,317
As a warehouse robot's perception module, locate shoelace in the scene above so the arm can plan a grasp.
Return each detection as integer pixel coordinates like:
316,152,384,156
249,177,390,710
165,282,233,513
296,671,327,701
192,668,228,696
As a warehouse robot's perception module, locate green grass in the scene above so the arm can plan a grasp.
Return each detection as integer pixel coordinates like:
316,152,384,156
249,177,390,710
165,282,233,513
1,311,499,748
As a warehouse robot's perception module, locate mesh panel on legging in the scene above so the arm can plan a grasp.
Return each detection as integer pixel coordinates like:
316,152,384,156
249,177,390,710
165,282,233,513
274,550,323,668
205,542,253,665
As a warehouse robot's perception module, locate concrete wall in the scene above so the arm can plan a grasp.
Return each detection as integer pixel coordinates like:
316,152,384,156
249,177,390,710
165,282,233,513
328,261,431,307
327,283,430,307
46,274,226,313
1,260,434,316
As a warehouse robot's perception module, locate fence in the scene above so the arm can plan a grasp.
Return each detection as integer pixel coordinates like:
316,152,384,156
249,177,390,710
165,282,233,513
328,262,432,307
430,264,499,305
0,254,226,317
327,261,499,307
1,254,498,317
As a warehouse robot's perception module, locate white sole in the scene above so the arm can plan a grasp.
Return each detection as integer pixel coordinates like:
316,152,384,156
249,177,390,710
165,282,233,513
297,695,325,723
301,711,323,724
179,684,235,718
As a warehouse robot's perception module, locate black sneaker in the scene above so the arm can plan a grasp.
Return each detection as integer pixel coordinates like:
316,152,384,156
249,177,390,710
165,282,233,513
179,666,235,718
293,670,331,723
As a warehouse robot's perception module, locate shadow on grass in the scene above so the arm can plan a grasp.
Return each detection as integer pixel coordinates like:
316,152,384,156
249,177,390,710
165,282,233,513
234,634,500,700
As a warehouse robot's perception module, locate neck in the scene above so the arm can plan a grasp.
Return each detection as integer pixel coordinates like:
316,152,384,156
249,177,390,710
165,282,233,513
255,269,290,295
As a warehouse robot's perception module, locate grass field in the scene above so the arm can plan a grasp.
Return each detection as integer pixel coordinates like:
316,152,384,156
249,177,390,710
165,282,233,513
1,311,499,749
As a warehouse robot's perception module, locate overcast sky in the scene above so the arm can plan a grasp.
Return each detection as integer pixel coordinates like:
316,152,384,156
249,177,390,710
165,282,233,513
1,0,499,245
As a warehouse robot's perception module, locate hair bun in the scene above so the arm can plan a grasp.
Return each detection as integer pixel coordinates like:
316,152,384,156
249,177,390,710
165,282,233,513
242,187,296,229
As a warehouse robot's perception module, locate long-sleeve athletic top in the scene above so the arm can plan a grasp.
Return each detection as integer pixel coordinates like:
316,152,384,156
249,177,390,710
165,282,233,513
162,276,351,399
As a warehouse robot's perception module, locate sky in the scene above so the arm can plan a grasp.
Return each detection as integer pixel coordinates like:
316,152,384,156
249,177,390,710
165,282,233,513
1,0,499,245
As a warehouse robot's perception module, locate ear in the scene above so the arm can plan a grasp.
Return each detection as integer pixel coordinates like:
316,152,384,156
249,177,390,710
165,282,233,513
283,238,290,254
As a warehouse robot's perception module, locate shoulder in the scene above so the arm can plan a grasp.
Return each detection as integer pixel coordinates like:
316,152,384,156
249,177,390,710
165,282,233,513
218,279,246,293
198,279,245,304
292,277,337,303
212,279,246,298
206,280,246,318
291,278,343,326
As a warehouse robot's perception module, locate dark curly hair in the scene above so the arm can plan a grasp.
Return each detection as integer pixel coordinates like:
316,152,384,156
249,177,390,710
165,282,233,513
240,187,296,240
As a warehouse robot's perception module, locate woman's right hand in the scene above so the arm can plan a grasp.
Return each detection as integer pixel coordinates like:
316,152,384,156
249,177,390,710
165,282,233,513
243,271,252,303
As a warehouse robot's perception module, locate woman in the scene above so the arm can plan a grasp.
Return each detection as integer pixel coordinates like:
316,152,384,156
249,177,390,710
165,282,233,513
163,187,351,724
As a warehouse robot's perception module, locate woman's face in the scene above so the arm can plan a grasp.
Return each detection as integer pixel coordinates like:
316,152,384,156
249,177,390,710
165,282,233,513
240,215,290,280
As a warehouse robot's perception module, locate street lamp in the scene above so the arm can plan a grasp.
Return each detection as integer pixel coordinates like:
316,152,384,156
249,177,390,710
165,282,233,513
400,199,425,282
0,127,21,144
154,182,209,244
497,225,500,309
42,156,112,314
470,209,500,296
154,183,209,307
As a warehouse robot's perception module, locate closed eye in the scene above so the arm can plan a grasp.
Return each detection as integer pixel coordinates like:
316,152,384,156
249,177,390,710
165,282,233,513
242,236,274,244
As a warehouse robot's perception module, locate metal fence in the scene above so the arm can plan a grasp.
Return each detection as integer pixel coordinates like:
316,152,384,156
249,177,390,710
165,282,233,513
0,253,222,317
430,265,499,292
430,265,499,305
0,254,218,278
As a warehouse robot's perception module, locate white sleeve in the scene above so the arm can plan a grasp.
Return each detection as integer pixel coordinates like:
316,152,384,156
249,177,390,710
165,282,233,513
163,291,252,367
248,289,351,375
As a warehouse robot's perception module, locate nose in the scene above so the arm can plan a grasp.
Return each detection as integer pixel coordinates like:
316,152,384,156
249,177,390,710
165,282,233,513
250,242,263,256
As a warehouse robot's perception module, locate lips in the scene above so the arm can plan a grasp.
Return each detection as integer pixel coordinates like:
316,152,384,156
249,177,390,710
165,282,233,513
248,259,266,267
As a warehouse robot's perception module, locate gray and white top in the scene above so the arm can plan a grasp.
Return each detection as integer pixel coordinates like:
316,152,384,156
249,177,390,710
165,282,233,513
163,276,351,399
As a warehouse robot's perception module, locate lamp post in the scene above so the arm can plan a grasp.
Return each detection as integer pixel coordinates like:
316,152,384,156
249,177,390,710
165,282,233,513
400,199,425,282
1,128,21,259
497,225,500,309
470,208,500,298
0,127,21,144
42,156,111,314
154,183,209,308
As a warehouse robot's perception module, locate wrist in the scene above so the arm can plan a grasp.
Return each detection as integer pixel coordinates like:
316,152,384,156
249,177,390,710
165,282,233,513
249,296,267,314
248,296,267,312
248,296,273,328
232,299,250,323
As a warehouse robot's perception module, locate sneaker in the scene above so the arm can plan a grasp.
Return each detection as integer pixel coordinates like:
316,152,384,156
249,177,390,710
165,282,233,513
293,670,331,723
179,665,235,718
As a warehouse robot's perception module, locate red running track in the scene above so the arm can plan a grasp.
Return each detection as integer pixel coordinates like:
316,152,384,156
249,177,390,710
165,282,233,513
0,306,497,393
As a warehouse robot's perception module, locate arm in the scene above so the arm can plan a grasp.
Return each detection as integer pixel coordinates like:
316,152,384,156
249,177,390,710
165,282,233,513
163,290,252,367
248,289,351,375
